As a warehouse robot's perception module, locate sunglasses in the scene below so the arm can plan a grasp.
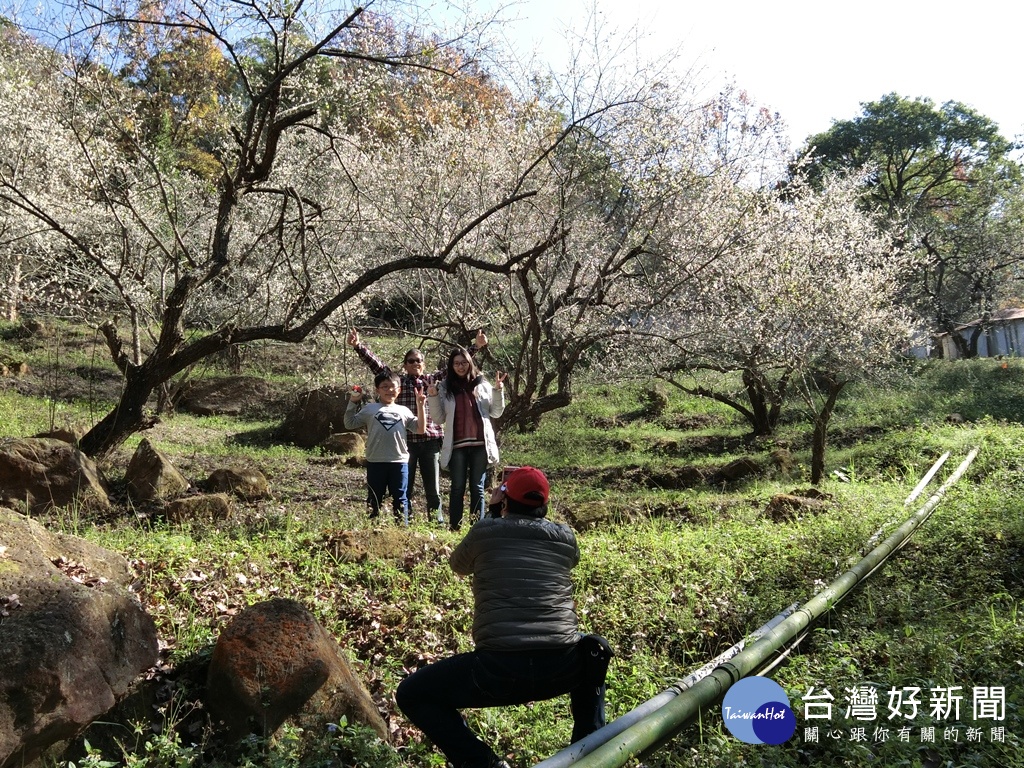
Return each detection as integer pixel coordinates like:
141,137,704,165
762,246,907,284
404,358,424,364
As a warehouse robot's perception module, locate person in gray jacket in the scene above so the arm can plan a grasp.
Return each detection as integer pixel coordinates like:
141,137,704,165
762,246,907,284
396,467,609,768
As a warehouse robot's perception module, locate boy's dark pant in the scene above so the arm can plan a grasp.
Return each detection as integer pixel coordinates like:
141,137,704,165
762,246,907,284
366,461,409,524
396,644,607,768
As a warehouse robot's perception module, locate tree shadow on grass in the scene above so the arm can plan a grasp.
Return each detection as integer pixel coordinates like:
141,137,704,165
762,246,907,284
225,423,284,448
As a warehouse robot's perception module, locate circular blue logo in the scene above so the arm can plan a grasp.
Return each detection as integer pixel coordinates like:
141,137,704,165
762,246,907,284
721,677,796,745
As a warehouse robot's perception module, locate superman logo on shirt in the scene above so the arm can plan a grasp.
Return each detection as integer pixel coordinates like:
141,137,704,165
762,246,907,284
375,410,404,431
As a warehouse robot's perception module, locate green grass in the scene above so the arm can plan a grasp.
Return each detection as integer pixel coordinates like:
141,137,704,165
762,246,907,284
3,328,1023,767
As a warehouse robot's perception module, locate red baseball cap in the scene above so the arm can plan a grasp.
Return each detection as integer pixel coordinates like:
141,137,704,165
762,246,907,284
502,466,550,507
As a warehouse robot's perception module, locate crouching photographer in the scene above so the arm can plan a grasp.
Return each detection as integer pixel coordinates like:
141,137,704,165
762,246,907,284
396,466,612,768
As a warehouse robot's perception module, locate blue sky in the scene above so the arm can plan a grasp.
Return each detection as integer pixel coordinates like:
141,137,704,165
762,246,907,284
475,0,1024,149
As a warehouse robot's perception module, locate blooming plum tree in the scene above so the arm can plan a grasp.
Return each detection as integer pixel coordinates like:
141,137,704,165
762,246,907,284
652,173,915,481
797,93,1024,358
392,68,792,432
0,0,592,455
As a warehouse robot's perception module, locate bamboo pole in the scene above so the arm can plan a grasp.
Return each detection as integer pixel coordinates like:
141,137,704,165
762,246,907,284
538,448,978,768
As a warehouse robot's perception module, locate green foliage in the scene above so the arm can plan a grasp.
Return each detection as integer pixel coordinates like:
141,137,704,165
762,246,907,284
68,741,120,768
214,720,402,768
797,93,1024,356
799,92,1012,215
6,329,1021,767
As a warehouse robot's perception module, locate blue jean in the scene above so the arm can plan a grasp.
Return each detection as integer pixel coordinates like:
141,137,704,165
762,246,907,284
447,446,488,529
365,462,409,524
408,438,443,522
395,645,606,768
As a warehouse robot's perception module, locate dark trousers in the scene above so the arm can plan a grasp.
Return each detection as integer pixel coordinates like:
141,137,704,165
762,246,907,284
366,461,409,524
447,445,488,529
396,645,606,768
408,437,443,522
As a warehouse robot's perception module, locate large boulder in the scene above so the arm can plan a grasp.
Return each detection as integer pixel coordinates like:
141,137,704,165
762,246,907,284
164,493,234,524
276,387,352,448
206,466,271,501
0,507,159,768
125,439,189,503
175,376,274,417
0,438,109,514
205,598,388,742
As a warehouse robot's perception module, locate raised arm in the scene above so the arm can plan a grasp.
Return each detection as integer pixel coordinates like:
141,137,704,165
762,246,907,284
415,383,427,435
343,385,366,430
427,379,447,422
432,329,488,379
490,371,506,418
347,327,388,375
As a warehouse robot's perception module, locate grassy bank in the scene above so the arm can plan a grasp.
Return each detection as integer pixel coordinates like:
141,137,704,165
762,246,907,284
1,324,1022,767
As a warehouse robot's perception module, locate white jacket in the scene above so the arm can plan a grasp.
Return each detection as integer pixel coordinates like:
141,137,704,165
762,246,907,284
429,378,505,469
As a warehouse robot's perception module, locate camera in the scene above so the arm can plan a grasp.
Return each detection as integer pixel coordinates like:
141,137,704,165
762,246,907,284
487,466,522,518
